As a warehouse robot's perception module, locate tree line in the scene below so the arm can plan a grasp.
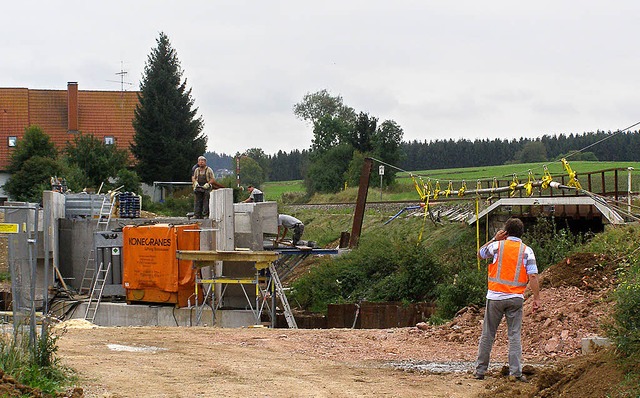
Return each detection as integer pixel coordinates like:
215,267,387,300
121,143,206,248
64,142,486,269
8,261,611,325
401,131,640,171
209,130,640,187
6,31,639,202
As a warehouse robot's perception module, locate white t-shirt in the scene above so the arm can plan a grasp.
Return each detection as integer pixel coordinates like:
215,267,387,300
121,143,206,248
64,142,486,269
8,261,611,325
278,214,302,228
249,188,263,201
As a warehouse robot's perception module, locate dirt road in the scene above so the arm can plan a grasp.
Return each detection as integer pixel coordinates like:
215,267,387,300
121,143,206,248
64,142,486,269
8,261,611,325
57,325,486,398
52,250,623,398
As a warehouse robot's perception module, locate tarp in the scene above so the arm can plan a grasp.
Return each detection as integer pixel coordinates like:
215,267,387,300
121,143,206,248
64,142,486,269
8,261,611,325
122,224,199,292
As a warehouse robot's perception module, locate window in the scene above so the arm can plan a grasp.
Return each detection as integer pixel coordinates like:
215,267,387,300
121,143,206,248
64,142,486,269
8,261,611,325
104,136,114,145
8,136,17,147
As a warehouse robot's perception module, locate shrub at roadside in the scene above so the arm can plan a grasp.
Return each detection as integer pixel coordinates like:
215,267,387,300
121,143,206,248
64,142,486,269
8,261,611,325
0,327,75,396
522,217,585,272
143,193,193,217
290,233,446,313
434,267,486,319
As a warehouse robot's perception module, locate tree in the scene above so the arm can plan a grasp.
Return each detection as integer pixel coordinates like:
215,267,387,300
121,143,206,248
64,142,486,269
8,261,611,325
347,112,377,153
131,32,206,184
244,148,271,180
115,169,142,194
305,144,353,194
516,141,548,163
7,125,57,173
373,120,404,185
293,89,356,125
311,115,352,152
237,155,265,187
3,126,62,202
65,133,129,188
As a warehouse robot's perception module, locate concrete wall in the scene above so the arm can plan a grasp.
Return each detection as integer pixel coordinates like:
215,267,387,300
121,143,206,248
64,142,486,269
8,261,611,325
58,216,199,291
63,302,256,328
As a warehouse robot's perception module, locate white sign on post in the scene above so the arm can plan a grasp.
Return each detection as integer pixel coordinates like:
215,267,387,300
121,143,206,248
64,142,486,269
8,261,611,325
379,165,385,175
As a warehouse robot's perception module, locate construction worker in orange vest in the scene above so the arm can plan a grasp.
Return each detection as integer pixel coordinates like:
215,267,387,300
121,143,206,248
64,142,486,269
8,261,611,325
473,217,540,382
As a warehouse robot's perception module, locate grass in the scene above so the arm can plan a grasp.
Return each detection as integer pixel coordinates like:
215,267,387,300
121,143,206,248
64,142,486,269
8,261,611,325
396,161,640,182
262,180,305,201
260,161,640,203
0,326,76,396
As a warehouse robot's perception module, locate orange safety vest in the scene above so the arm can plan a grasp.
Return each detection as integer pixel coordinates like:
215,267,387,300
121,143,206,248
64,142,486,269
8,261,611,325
487,240,529,294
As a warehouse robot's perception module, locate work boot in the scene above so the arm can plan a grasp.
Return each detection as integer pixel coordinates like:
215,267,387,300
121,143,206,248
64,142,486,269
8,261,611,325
473,373,484,380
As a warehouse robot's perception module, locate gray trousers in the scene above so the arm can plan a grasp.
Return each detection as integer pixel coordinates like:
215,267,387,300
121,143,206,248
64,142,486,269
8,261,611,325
292,223,304,244
193,190,210,219
475,297,523,377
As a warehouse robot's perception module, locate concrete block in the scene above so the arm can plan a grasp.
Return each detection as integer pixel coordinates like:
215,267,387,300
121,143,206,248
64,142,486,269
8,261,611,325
68,302,215,327
215,310,259,328
234,212,253,233
255,202,277,234
233,202,255,212
581,336,611,354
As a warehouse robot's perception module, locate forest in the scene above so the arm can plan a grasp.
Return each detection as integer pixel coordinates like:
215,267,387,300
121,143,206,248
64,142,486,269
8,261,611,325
206,130,640,182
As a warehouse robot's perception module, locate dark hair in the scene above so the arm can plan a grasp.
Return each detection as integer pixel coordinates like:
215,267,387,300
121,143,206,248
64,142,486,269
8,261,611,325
504,218,524,238
247,185,253,189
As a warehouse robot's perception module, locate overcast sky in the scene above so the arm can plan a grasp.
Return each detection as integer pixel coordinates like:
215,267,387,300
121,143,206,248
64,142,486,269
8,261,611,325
3,1,639,156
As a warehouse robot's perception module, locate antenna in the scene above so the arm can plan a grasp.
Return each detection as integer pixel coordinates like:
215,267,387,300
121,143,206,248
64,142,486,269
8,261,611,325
107,61,133,92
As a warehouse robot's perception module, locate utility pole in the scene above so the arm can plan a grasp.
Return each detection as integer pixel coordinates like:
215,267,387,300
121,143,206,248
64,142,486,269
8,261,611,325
349,158,373,248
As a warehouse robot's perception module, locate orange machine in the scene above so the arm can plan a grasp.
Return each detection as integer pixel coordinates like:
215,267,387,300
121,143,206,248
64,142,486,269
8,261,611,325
122,224,200,307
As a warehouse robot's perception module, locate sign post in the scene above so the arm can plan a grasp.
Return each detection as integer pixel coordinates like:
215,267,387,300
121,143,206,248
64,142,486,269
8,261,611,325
378,165,385,201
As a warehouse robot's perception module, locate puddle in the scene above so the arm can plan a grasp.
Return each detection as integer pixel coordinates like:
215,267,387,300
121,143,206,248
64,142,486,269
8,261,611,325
107,344,167,353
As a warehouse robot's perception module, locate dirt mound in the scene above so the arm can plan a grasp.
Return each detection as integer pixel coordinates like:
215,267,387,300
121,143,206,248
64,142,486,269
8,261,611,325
478,348,624,398
429,251,617,361
541,252,617,291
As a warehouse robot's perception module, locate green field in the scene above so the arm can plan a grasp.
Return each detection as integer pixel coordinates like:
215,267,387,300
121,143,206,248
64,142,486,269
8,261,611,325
396,160,640,183
260,161,640,203
261,180,305,201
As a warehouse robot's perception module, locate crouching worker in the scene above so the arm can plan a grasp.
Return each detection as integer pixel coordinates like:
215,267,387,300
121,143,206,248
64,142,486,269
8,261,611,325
276,214,304,246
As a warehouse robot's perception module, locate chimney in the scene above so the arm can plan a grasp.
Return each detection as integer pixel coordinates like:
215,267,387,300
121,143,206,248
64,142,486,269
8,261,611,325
67,82,78,132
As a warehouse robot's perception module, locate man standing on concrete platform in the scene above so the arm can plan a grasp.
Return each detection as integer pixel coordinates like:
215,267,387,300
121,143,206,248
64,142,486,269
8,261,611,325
474,217,540,382
192,156,224,219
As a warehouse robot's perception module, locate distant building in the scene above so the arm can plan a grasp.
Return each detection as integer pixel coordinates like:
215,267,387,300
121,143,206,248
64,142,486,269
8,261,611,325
0,82,140,196
215,168,234,179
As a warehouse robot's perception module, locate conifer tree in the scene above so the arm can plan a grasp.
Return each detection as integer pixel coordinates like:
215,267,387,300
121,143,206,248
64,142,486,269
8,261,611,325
131,32,206,183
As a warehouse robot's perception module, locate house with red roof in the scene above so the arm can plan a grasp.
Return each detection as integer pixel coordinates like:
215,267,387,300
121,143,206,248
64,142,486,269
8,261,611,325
0,82,139,197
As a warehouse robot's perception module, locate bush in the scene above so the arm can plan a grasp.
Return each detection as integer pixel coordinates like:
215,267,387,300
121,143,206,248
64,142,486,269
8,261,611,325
144,195,193,216
609,259,640,365
434,268,486,319
523,217,585,271
290,234,446,313
0,326,74,395
114,169,142,194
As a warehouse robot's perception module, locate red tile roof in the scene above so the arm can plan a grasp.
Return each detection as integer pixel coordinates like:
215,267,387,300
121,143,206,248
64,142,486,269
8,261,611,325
0,85,139,170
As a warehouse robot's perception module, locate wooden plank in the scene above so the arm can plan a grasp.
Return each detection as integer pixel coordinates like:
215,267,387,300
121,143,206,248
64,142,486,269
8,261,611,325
176,250,278,263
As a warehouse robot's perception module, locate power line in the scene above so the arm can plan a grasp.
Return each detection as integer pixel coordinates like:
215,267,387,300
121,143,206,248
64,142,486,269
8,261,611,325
372,121,640,184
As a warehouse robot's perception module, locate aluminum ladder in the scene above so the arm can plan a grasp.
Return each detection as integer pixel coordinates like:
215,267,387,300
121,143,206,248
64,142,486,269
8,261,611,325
97,194,115,231
269,262,297,329
78,194,115,295
84,261,111,323
78,249,96,295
